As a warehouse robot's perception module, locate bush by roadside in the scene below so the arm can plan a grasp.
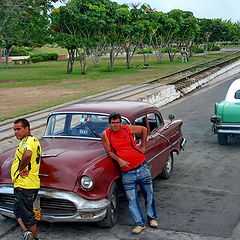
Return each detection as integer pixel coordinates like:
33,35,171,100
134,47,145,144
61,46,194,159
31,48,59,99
29,53,58,63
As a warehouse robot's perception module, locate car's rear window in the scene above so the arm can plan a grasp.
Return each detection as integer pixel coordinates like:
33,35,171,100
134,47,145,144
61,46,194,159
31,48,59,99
234,90,240,99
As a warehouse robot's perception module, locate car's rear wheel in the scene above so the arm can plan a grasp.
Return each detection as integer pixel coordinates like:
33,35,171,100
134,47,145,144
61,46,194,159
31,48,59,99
160,153,174,179
217,133,228,145
97,182,119,228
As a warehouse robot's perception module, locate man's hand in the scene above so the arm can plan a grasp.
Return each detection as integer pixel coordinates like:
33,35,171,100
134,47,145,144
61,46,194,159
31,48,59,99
118,158,130,168
20,168,29,178
139,146,146,153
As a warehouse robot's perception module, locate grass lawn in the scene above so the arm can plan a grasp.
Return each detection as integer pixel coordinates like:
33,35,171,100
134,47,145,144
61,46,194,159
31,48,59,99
0,52,233,121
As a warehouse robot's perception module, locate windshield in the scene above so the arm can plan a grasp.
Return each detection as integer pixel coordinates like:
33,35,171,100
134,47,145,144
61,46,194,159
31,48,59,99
44,113,129,140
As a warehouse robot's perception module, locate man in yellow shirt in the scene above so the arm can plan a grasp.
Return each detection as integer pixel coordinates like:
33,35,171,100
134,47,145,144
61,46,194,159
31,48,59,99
11,118,42,240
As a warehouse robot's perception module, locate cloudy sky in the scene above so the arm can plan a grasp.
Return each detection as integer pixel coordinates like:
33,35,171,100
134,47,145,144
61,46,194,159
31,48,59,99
115,0,240,22
55,0,240,23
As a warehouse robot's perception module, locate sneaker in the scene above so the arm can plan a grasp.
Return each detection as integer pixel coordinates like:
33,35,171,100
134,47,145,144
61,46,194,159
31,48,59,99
23,230,33,240
132,225,146,234
149,219,158,228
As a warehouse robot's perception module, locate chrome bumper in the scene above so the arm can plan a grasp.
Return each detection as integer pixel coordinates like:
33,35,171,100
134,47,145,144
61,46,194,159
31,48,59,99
213,123,240,134
0,184,110,222
180,138,187,150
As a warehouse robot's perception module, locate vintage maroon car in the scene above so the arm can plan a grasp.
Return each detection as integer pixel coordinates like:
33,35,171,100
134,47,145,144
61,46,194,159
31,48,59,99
0,100,186,228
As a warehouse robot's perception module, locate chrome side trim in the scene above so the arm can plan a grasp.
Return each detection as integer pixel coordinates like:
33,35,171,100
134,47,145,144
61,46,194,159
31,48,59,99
43,135,102,141
147,138,182,164
155,133,172,146
42,153,58,158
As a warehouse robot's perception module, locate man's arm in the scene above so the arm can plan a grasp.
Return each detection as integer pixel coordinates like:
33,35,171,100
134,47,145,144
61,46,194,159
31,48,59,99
102,131,129,168
128,125,147,153
19,150,32,177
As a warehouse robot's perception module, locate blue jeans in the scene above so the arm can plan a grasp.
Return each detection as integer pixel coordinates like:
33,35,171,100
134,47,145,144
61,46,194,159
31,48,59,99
121,162,157,226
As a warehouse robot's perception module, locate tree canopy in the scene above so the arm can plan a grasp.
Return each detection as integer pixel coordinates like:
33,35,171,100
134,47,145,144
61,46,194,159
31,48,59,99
1,0,240,72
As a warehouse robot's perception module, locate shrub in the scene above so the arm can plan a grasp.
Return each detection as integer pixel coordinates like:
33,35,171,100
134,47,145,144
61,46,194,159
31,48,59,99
136,48,154,54
10,47,33,56
193,48,205,53
210,46,221,51
30,56,44,63
29,53,58,63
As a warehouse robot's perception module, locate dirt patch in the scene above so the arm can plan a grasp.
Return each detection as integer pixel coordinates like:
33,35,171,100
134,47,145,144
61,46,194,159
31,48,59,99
0,78,127,120
0,85,78,119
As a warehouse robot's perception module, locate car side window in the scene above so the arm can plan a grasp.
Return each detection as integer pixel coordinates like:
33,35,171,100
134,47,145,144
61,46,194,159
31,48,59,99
234,90,240,99
133,116,147,127
147,113,161,133
133,116,147,143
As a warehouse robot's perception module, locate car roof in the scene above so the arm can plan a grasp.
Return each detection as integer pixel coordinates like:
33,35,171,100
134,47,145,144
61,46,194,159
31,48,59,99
225,79,240,102
52,100,157,120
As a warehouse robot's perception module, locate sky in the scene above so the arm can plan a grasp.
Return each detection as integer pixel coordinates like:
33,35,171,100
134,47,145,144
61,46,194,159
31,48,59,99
114,0,240,23
55,0,240,23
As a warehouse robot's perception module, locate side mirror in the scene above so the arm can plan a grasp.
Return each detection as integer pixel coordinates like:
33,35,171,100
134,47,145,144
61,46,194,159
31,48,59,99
168,114,175,122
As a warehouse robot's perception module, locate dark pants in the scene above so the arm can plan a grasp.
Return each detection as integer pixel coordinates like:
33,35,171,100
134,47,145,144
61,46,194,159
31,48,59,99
13,188,38,228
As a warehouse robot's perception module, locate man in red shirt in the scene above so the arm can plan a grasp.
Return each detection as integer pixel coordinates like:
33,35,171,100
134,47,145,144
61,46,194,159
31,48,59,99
102,112,158,234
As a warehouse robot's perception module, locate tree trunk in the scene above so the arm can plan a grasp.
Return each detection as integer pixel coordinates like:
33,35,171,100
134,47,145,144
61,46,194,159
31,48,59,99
78,49,87,75
67,48,76,74
167,43,176,62
151,35,164,64
108,48,119,72
3,45,12,69
155,50,164,63
125,47,131,69
204,33,211,56
91,48,101,67
143,53,149,66
109,49,114,72
188,40,194,57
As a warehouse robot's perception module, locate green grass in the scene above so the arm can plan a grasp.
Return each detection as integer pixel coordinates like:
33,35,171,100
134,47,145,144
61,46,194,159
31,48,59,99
0,52,231,86
0,51,235,121
32,46,68,55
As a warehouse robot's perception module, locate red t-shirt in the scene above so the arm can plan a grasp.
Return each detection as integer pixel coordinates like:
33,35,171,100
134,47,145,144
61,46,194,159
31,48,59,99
105,125,145,171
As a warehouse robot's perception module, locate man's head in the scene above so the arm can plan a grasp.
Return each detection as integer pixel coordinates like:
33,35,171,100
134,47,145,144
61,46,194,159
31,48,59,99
13,118,31,140
108,112,122,132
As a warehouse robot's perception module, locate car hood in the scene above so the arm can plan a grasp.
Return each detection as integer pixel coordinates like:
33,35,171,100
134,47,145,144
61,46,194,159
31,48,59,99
222,102,240,122
0,138,107,191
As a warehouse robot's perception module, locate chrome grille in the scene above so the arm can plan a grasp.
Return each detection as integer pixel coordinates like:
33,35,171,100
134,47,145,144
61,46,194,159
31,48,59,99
40,197,76,216
0,194,15,211
0,194,76,216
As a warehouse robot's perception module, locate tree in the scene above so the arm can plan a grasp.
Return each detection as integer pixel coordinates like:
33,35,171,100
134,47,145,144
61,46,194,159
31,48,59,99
0,0,55,68
115,3,152,69
197,18,229,55
51,0,111,74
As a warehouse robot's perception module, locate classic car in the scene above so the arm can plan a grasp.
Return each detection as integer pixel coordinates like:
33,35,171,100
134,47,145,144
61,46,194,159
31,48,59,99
211,79,240,145
0,100,186,228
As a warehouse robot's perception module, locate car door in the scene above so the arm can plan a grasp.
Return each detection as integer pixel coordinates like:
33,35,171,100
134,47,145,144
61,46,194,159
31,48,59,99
132,115,156,174
146,111,171,178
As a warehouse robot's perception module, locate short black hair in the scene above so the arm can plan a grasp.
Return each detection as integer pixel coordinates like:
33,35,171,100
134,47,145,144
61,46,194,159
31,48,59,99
108,112,122,124
14,118,30,129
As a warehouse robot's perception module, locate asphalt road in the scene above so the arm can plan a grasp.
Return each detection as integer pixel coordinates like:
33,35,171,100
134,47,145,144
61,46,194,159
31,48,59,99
1,73,240,240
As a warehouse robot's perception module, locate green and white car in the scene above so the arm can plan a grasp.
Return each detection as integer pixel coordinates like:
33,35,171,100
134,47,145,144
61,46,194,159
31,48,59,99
211,79,240,145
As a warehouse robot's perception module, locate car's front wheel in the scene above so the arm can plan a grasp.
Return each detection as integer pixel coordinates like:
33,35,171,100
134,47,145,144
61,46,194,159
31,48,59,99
160,153,174,179
217,133,228,145
97,182,119,228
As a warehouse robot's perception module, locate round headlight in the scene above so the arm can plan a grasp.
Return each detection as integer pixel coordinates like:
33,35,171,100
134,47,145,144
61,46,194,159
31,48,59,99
80,176,94,189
